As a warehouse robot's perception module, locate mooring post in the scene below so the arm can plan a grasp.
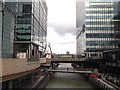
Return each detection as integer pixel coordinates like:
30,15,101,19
51,62,54,69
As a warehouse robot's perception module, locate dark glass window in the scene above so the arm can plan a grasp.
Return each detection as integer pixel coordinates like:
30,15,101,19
22,5,32,13
86,34,114,38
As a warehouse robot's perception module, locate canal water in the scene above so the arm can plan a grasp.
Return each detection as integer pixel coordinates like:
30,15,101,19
45,63,95,89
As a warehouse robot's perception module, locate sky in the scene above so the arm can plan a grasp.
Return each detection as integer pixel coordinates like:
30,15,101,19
46,0,76,54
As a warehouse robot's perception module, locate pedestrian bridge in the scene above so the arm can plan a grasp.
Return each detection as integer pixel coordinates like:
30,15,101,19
47,57,103,63
48,69,93,74
48,58,85,63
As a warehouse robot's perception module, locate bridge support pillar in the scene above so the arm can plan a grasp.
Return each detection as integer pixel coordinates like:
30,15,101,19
8,80,13,89
31,73,34,83
51,62,54,69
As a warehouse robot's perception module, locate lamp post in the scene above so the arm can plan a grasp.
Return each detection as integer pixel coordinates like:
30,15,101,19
40,42,43,57
0,9,4,58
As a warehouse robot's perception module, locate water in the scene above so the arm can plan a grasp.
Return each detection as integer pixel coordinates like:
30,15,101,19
45,63,95,89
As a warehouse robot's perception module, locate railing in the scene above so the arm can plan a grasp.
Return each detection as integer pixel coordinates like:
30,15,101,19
48,69,93,74
27,58,39,62
48,57,103,62
90,77,120,90
49,58,86,61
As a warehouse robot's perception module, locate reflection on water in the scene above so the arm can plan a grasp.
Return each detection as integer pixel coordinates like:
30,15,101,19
45,63,95,89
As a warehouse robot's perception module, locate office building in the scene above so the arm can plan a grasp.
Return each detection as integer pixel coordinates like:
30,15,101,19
83,0,120,83
102,1,120,80
6,0,47,59
113,1,120,48
76,0,120,58
85,2,115,57
0,2,15,58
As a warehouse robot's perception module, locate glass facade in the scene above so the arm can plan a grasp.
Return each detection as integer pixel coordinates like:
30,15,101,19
113,1,120,48
5,0,47,59
103,1,120,75
85,2,115,53
77,1,120,58
0,2,15,58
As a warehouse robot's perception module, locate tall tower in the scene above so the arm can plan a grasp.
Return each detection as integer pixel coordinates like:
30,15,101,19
0,1,15,58
76,1,86,57
6,0,48,59
85,2,115,57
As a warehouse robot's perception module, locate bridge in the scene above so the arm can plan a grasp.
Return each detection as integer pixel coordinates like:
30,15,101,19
48,69,93,74
48,57,103,63
1,58,90,82
48,58,85,63
47,57,103,69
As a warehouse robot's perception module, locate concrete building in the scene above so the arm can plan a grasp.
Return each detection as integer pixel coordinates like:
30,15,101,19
0,2,15,58
76,1,86,57
5,0,47,59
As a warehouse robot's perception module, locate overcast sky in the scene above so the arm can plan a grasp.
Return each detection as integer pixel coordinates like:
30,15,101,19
46,0,76,54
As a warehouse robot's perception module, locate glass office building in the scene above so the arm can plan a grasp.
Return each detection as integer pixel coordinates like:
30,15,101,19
113,1,120,48
0,2,15,58
102,1,120,78
85,2,116,57
6,0,47,59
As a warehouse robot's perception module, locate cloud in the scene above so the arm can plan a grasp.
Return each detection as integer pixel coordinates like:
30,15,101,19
46,0,76,54
46,0,76,36
47,27,76,54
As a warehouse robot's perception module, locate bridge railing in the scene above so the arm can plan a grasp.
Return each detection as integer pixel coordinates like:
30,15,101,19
48,58,86,61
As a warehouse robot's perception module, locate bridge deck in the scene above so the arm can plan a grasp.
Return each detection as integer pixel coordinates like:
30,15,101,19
48,58,85,62
48,69,93,74
48,57,103,62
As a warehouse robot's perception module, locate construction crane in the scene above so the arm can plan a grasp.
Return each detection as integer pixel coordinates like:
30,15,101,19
43,44,47,56
48,43,54,58
41,43,47,57
48,43,52,54
41,43,53,58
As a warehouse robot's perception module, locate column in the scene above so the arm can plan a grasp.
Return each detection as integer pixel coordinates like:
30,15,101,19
28,44,31,58
8,80,13,89
31,73,34,83
34,47,36,58
98,52,100,58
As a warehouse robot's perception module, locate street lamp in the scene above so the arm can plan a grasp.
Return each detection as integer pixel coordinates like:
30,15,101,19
0,9,4,58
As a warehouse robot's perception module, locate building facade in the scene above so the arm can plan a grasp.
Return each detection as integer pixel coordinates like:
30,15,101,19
76,1,86,57
76,0,120,58
85,2,116,57
102,1,120,81
0,2,15,58
6,0,47,59
113,1,120,48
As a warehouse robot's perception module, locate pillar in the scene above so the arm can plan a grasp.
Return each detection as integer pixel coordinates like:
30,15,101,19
31,73,34,83
98,52,100,58
34,46,36,58
29,44,31,58
51,62,54,69
8,80,13,89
